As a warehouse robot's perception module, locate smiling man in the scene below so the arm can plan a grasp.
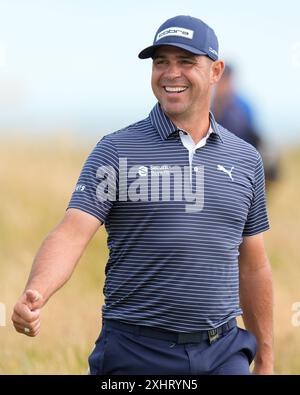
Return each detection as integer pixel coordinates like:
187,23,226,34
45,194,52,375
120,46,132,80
151,46,220,143
12,15,273,375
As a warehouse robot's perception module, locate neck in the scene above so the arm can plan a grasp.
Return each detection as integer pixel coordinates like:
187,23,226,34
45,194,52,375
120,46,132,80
167,105,211,145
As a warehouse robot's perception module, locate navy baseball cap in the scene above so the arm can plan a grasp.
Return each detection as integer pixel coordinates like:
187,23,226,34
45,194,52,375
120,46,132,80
138,15,219,61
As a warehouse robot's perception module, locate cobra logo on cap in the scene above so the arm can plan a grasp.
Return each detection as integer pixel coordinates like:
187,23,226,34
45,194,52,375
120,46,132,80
209,47,218,57
156,27,194,41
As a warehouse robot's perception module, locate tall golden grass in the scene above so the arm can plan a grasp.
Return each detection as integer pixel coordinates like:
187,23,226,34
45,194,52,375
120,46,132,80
0,134,299,374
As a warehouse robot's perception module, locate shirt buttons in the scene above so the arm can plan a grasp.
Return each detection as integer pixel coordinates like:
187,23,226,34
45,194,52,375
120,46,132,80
194,166,199,172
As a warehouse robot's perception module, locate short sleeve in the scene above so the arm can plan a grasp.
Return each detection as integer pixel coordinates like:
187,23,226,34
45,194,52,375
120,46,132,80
242,152,270,236
67,136,119,223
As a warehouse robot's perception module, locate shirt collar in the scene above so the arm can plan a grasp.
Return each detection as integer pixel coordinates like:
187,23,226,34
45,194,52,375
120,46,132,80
179,124,213,150
149,102,224,143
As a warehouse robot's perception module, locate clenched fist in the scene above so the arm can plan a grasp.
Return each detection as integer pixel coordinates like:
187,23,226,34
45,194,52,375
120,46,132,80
11,289,44,337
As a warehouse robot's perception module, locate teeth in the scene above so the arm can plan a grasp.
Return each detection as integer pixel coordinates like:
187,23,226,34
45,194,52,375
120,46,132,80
164,86,187,93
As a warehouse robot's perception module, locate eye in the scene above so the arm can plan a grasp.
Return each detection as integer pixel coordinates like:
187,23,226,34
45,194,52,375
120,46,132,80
181,59,195,64
154,59,167,65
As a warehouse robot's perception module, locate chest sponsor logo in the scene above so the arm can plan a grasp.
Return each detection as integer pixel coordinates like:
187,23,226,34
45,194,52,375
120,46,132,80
217,165,234,181
138,166,148,176
95,159,204,213
150,165,172,176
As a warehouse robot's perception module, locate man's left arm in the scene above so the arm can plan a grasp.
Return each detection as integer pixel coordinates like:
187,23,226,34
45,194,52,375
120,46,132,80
238,232,274,374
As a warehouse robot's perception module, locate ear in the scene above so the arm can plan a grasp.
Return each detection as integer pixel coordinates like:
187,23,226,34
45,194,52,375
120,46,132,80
210,60,225,85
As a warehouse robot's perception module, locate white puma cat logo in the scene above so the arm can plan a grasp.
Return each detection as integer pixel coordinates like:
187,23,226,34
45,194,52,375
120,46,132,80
217,165,234,181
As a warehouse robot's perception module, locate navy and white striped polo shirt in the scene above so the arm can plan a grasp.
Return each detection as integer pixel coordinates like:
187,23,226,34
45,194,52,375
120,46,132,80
67,103,270,332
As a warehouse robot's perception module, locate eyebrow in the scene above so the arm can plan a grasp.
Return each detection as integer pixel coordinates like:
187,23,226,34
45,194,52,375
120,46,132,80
153,54,197,60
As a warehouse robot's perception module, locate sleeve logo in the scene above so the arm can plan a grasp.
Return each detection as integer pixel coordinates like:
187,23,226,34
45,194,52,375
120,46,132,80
75,184,86,192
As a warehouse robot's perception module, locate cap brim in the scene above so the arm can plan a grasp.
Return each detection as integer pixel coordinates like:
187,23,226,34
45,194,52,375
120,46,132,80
138,43,208,59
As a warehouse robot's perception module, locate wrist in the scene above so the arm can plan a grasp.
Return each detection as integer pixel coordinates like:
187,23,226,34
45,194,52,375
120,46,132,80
253,360,274,375
254,351,274,374
255,348,274,365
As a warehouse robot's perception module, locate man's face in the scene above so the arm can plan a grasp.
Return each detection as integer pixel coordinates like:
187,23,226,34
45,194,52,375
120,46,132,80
151,45,218,119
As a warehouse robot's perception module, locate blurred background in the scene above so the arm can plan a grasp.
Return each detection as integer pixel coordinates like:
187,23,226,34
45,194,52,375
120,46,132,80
0,0,300,374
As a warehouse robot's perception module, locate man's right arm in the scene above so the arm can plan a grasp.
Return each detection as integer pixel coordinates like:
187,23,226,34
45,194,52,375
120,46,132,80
11,208,102,336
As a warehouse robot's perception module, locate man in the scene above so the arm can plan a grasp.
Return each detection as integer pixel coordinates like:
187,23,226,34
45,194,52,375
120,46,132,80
212,64,261,148
12,15,274,375
212,64,280,188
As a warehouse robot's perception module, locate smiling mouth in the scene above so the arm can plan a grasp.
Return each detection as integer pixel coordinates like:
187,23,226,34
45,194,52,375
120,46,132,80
163,86,188,93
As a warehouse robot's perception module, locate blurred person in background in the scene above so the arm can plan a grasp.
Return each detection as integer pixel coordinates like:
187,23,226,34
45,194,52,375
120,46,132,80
212,64,280,189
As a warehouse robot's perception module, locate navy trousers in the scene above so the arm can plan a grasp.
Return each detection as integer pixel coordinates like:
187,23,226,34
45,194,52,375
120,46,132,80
88,319,257,375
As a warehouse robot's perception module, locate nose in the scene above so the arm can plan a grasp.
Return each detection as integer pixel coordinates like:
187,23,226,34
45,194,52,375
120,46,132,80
165,62,182,79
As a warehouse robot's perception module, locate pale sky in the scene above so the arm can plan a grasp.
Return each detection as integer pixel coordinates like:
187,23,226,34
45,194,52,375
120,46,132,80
0,0,299,144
